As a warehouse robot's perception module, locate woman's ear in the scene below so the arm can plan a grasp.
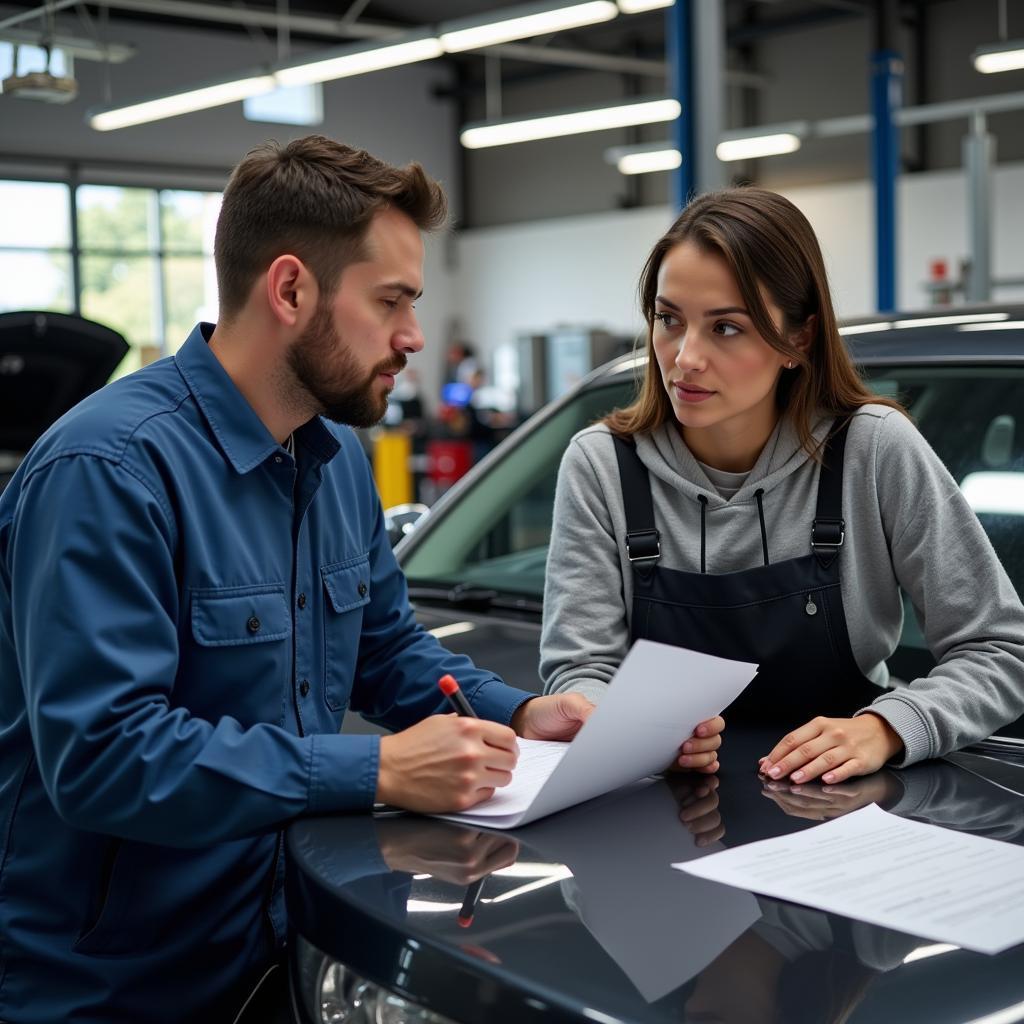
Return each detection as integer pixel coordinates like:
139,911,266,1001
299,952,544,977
791,314,817,356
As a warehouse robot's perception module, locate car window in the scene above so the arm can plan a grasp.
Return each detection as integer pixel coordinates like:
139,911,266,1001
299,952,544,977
402,378,636,597
862,367,1024,696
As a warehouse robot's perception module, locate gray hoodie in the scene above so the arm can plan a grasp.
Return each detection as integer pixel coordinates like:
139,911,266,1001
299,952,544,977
540,404,1024,766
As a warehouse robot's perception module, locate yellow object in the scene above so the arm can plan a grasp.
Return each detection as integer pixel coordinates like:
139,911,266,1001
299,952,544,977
373,431,413,508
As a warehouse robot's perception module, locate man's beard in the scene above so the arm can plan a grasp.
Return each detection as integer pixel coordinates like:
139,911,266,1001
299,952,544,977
288,301,406,428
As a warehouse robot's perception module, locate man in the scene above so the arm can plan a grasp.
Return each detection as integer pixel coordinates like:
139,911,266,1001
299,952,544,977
0,136,590,1021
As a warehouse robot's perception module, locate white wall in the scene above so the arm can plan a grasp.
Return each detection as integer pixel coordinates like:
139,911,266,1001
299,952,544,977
451,162,1024,371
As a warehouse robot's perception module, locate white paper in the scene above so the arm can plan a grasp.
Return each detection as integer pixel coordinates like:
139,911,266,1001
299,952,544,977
440,639,757,829
674,803,1024,955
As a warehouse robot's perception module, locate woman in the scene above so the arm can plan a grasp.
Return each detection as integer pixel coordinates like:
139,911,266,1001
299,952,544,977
540,188,1024,784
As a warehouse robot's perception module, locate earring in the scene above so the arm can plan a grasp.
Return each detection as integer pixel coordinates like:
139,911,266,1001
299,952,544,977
787,361,795,369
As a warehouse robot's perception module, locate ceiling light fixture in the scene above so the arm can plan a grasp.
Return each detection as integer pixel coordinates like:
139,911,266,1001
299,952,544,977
973,0,1023,72
89,73,276,131
461,96,680,148
275,32,443,87
617,0,674,13
605,142,681,174
716,122,807,161
440,1,618,53
973,39,1024,73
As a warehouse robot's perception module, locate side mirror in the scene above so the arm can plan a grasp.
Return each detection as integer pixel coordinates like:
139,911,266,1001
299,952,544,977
383,502,429,547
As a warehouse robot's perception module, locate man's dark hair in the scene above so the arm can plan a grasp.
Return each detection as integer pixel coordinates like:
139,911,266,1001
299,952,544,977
215,135,448,318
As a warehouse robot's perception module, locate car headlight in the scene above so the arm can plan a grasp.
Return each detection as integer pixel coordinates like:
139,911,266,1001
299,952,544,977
318,959,461,1024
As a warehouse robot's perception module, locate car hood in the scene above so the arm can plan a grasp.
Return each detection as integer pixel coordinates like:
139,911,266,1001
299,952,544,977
413,603,543,695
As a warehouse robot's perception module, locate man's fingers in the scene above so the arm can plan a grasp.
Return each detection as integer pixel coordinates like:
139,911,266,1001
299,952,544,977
695,715,725,738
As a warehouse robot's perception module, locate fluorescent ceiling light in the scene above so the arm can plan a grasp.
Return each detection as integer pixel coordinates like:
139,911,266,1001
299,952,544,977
440,2,618,53
618,0,674,12
461,96,680,148
618,148,681,174
892,312,1010,328
973,40,1024,74
276,34,443,87
958,320,1024,331
90,74,276,131
838,322,894,335
717,130,802,162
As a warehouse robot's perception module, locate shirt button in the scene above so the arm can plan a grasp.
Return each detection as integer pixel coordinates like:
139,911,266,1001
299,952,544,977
299,679,310,697
357,582,367,597
274,455,283,464
297,593,307,610
247,616,261,634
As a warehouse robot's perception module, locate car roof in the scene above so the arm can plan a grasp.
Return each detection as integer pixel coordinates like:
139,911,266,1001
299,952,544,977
590,305,1024,384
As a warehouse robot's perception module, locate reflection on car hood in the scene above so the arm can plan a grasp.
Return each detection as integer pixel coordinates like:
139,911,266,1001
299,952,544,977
414,605,543,695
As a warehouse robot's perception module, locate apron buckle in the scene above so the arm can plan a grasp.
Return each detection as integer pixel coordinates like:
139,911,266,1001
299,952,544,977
811,517,845,549
626,528,661,564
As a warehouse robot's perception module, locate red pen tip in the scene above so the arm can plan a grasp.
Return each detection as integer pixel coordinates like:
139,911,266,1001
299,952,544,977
438,675,458,696
457,915,473,928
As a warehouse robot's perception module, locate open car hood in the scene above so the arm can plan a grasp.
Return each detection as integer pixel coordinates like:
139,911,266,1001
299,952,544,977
0,311,129,453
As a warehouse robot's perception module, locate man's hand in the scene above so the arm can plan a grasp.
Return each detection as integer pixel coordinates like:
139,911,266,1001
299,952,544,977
668,716,725,774
510,693,594,741
759,712,903,785
377,715,518,813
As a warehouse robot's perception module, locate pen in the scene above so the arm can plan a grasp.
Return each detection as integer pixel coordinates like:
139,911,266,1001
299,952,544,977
438,674,478,718
457,876,486,928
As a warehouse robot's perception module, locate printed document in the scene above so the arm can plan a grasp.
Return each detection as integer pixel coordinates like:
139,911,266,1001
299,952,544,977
440,639,757,829
674,803,1024,955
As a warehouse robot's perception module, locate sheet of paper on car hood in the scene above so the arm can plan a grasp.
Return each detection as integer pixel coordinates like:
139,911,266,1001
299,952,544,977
439,639,757,829
674,803,1024,955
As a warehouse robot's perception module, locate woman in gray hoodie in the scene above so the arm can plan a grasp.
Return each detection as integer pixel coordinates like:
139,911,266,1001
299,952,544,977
540,187,1024,785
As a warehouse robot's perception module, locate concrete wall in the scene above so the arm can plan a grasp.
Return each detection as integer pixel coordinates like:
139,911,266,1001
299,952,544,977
450,161,1024,377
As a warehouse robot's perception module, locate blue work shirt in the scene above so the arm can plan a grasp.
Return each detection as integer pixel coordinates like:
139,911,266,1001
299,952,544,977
0,323,531,1021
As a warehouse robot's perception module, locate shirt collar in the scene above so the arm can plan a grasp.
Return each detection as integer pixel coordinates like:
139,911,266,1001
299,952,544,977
175,323,340,474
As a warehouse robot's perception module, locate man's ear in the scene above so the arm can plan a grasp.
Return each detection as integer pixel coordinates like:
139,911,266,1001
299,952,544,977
265,254,317,328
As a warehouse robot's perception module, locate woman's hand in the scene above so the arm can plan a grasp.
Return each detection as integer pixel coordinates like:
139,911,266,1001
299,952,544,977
669,715,725,774
759,712,903,784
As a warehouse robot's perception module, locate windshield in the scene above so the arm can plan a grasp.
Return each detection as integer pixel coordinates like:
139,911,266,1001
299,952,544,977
402,378,636,598
402,365,1024,611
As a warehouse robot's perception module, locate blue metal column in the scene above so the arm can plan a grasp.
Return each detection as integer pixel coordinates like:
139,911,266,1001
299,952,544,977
870,30,902,312
668,0,693,210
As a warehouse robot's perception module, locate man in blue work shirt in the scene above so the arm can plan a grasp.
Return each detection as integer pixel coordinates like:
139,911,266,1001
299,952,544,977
0,136,592,1022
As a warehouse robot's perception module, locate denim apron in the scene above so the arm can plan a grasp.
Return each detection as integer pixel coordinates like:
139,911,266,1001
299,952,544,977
613,421,885,726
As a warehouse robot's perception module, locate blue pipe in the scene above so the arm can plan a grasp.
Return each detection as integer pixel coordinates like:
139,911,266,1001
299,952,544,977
668,0,693,210
870,49,902,312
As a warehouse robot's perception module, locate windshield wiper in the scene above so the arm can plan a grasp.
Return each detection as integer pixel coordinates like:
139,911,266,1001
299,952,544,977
407,581,543,614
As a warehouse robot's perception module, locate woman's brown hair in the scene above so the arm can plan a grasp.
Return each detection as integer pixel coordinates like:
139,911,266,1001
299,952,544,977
604,187,903,455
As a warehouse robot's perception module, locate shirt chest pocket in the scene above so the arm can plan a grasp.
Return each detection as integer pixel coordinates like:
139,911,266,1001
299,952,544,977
322,555,371,712
191,585,292,646
188,585,292,721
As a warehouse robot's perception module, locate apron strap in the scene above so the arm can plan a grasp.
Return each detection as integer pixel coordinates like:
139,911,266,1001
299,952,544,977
811,418,851,568
612,434,661,565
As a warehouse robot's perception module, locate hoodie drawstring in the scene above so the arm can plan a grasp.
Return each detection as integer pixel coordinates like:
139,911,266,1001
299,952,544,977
754,488,770,566
698,494,708,574
698,489,770,573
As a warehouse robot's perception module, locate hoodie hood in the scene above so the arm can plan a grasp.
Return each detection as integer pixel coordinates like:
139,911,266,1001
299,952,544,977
635,413,833,509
